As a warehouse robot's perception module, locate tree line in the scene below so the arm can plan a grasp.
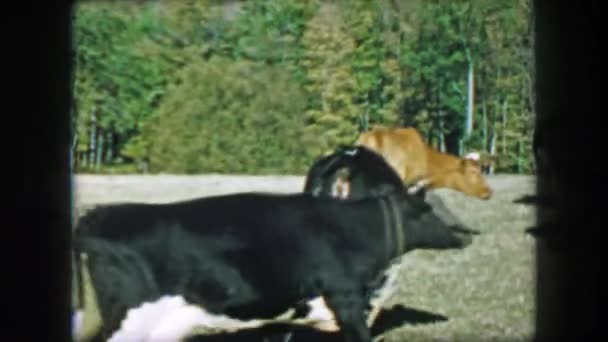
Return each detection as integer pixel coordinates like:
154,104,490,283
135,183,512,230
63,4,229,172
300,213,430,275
72,0,534,175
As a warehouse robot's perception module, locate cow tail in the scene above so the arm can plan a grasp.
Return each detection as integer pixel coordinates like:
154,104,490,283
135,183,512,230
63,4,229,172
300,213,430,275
72,250,104,341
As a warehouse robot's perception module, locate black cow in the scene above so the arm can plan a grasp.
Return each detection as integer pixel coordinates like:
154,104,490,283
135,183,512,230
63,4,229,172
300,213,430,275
301,144,479,329
303,145,478,233
74,189,475,342
72,236,162,341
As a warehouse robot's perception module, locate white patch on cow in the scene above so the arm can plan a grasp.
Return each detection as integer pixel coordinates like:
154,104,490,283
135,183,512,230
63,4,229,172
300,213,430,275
108,295,265,341
340,180,350,199
465,152,480,161
72,310,84,340
366,259,403,327
297,264,405,332
344,148,358,156
331,182,340,198
108,294,347,341
305,297,335,322
108,296,194,341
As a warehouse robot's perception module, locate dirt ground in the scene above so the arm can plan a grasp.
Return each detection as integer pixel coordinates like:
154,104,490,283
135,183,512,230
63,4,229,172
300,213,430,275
73,173,537,341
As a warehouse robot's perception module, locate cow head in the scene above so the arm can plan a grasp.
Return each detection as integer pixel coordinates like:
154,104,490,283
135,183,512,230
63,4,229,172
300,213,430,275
443,158,492,200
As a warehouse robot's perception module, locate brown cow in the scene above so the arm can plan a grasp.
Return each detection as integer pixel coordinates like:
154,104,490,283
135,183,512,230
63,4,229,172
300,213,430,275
355,126,493,200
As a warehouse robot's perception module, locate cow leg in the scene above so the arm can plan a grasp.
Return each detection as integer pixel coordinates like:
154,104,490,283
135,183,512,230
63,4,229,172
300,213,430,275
260,333,293,342
281,332,293,342
365,262,401,329
366,305,382,329
324,289,371,342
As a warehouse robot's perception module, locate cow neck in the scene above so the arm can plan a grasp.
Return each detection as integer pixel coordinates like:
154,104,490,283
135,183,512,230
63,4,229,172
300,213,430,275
378,195,405,262
424,147,463,187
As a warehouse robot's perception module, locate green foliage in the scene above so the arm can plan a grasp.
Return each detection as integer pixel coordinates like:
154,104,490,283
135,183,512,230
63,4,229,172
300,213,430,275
227,0,317,60
300,2,359,156
73,1,174,162
397,0,533,171
399,2,479,138
340,0,402,129
72,0,534,175
143,57,313,174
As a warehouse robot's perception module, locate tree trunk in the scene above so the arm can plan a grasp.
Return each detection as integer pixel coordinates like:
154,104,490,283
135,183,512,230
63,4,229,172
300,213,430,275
363,109,369,131
95,129,103,172
435,78,448,154
73,152,79,173
105,131,113,163
438,111,446,152
528,0,536,118
517,139,523,173
502,99,508,154
89,110,97,167
438,130,446,152
466,59,475,136
70,132,78,172
112,133,119,162
482,99,487,152
489,127,496,174
428,123,435,148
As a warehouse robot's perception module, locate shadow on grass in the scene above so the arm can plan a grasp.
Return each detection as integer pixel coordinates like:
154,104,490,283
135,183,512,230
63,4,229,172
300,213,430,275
513,194,557,207
371,304,449,336
186,304,449,342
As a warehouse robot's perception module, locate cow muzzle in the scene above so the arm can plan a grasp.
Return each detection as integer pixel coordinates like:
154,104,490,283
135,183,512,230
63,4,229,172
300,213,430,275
480,188,492,200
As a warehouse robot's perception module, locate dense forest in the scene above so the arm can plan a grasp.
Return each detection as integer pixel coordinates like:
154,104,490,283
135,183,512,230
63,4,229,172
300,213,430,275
71,0,534,175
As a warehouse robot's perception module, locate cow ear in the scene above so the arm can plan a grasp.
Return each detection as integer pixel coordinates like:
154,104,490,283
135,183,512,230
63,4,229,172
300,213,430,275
461,158,479,170
464,152,481,162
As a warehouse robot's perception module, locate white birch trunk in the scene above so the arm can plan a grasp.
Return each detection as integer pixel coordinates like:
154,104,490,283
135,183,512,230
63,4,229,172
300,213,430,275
466,60,474,135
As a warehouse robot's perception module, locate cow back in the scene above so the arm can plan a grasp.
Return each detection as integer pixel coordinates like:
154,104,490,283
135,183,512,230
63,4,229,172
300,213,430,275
355,127,429,184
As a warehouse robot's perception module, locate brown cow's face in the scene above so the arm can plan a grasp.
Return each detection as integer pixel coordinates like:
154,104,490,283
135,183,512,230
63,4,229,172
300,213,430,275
453,159,493,200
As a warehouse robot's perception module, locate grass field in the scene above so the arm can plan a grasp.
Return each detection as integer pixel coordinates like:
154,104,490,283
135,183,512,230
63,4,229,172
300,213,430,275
73,174,537,341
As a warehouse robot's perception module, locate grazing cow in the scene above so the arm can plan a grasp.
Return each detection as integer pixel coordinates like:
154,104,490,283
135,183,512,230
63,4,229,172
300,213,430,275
302,144,479,330
355,126,493,200
74,190,475,342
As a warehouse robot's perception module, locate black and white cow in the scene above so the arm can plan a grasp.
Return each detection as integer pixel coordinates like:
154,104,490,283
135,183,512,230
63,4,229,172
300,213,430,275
72,236,161,341
301,144,479,329
73,188,475,342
